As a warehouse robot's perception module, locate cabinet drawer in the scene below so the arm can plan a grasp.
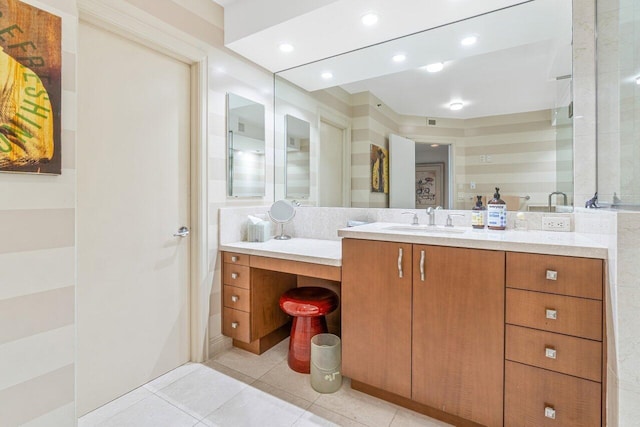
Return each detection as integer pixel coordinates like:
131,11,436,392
506,289,602,341
505,361,601,427
506,325,601,382
222,307,250,342
506,252,602,300
223,252,249,266
223,264,250,289
223,285,250,312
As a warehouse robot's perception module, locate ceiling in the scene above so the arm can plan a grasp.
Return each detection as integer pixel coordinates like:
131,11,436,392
214,0,573,119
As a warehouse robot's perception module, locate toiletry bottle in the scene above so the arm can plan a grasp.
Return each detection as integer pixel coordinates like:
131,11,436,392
471,195,486,229
487,187,507,230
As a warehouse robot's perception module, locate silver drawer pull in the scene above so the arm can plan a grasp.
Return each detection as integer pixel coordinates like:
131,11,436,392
545,347,557,359
231,256,239,262
231,273,239,279
231,321,239,329
546,270,558,281
398,248,403,278
419,250,426,282
544,406,556,419
231,295,239,302
546,309,557,320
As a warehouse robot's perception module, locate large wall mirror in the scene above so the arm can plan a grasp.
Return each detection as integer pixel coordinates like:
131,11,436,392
274,0,574,211
227,93,266,197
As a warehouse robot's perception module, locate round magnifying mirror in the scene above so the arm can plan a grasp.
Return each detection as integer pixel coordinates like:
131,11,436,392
269,200,296,240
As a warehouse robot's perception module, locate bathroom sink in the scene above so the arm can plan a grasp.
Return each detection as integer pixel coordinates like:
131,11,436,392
383,225,466,234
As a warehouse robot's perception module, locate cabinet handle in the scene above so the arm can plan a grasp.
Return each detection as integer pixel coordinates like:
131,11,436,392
545,347,557,359
420,250,426,281
544,406,556,419
231,256,239,262
231,273,239,279
546,309,557,320
231,295,239,303
398,248,403,278
546,270,558,281
231,321,239,329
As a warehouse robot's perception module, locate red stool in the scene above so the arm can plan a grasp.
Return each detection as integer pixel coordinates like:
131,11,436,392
279,287,339,373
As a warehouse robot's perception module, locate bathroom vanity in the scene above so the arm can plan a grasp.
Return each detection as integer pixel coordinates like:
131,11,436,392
219,219,608,427
338,223,607,427
220,238,341,354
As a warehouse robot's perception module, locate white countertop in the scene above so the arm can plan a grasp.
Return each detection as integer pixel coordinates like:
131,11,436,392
338,222,608,259
220,238,342,266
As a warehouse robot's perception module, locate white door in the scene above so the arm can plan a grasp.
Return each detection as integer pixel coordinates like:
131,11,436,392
389,134,416,208
76,22,191,415
318,120,345,206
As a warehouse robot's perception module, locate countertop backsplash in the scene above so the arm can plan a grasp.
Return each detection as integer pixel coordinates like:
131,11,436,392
219,206,580,243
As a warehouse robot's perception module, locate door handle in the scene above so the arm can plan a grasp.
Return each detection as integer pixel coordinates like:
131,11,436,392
420,250,425,281
398,248,403,278
173,226,190,237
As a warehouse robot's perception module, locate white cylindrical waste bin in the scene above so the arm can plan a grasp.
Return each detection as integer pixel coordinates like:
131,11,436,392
310,333,342,393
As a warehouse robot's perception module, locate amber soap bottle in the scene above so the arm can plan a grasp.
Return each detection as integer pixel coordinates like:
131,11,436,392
487,187,506,230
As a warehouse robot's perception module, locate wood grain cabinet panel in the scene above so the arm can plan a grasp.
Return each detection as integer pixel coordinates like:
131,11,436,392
223,264,250,289
342,238,413,399
505,361,601,427
224,252,249,266
506,324,602,382
506,289,602,341
223,285,250,312
506,252,602,300
412,245,505,427
222,307,250,343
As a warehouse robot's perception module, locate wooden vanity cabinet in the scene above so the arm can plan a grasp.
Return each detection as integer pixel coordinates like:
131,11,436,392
342,239,505,426
504,252,604,427
222,252,297,354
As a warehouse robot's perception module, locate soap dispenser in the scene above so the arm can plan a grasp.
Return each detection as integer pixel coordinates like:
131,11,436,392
471,195,486,229
487,187,506,230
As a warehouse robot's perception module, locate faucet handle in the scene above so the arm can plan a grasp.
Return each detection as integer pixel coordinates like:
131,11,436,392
446,213,465,227
402,212,419,225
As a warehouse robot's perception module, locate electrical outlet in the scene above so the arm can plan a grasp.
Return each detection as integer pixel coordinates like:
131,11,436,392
542,216,571,232
470,181,476,189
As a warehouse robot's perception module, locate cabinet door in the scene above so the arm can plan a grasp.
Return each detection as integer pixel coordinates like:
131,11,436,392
412,245,505,427
342,238,412,398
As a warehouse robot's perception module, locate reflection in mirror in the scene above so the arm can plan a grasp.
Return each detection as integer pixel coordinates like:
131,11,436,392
227,93,265,197
285,115,310,199
275,0,574,211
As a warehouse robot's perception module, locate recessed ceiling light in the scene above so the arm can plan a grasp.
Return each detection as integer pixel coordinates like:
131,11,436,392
279,43,294,53
392,54,406,63
461,36,477,46
361,12,378,26
425,62,444,73
321,72,333,79
636,77,640,85
430,144,440,148
450,102,464,111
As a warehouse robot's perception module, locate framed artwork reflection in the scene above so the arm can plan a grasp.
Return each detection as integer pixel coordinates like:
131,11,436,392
415,163,444,208
370,144,388,194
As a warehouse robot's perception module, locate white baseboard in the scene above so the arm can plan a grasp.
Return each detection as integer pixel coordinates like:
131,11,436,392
208,334,232,359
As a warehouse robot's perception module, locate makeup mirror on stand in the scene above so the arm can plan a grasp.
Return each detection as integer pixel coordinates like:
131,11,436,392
269,199,296,240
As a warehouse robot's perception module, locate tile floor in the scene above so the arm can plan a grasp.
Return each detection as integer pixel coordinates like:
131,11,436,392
78,339,451,426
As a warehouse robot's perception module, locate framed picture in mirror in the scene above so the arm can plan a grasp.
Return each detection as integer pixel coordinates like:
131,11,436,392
370,144,388,194
416,163,444,208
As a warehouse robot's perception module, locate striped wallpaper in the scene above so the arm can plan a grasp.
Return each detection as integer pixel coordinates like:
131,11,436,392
0,0,77,425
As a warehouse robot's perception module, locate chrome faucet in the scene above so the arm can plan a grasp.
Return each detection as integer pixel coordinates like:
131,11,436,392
426,206,441,226
548,192,568,212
